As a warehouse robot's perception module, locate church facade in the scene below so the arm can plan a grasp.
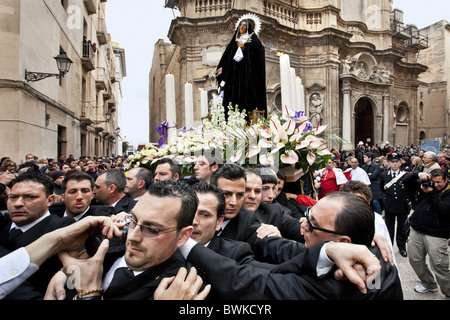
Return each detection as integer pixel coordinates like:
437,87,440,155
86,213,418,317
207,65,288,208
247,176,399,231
149,0,432,150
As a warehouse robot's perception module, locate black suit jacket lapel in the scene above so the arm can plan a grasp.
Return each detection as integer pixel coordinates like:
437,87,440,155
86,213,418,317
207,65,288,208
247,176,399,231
103,250,187,300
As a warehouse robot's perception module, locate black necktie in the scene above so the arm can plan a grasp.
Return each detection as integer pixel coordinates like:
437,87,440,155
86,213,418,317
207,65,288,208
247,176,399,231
108,267,134,288
8,228,23,241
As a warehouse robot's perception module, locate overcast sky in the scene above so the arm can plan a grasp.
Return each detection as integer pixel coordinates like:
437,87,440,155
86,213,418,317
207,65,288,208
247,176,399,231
105,0,449,148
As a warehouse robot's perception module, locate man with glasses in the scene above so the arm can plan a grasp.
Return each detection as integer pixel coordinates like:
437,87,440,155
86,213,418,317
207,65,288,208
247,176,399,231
179,191,402,299
47,180,209,300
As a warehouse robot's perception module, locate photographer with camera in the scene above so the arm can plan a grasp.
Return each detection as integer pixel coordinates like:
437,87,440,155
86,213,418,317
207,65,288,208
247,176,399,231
404,169,450,298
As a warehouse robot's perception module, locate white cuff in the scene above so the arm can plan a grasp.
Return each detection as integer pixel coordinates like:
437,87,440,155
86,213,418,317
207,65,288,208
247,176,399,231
316,242,335,277
0,247,39,299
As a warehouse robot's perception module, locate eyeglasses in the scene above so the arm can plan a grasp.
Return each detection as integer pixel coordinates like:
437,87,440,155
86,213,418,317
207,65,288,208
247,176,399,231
304,207,346,236
128,217,179,238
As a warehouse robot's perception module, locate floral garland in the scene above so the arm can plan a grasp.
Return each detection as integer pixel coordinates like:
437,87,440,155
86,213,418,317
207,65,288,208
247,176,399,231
127,103,335,176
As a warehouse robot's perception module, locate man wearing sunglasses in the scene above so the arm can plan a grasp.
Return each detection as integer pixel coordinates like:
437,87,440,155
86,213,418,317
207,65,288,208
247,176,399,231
180,191,403,299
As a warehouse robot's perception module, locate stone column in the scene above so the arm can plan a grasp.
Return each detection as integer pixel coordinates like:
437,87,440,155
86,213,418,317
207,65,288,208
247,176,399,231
382,95,389,143
342,82,353,150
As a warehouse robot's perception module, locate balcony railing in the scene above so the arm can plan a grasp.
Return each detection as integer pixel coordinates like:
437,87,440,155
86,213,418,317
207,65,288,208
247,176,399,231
391,20,429,49
81,40,96,71
408,25,429,49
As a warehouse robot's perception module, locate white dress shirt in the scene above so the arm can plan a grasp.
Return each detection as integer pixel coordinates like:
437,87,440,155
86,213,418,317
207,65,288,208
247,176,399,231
0,248,39,300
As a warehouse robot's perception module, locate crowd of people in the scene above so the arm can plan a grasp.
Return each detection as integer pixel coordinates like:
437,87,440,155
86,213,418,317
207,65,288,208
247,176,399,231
0,141,448,301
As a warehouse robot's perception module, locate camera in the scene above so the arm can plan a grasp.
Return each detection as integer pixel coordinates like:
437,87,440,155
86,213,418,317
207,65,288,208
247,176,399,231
84,224,128,257
421,180,435,189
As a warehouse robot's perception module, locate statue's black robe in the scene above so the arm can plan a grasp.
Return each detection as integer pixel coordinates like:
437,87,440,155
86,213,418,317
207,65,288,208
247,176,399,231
216,21,267,122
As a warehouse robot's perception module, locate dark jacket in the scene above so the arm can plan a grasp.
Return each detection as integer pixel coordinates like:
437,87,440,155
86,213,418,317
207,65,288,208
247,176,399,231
0,214,75,296
404,173,450,238
91,194,136,215
187,242,403,300
256,203,304,242
275,192,307,220
49,202,112,218
380,170,411,213
362,161,384,200
220,209,305,264
102,249,189,300
207,234,276,270
65,247,191,300
111,194,137,214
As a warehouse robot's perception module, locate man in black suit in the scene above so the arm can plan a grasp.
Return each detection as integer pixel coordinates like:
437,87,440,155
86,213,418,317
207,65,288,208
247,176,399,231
0,172,74,298
362,152,383,215
274,169,307,220
380,153,411,257
210,164,305,264
180,191,402,300
191,182,275,270
1,215,121,300
93,169,136,215
52,180,208,300
243,168,303,242
124,167,153,201
49,170,111,220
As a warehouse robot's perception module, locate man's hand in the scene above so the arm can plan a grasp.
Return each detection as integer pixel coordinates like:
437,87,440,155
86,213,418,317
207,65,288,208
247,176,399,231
284,192,298,201
55,216,121,252
154,267,211,300
25,216,121,267
326,242,381,294
372,233,394,265
418,172,431,181
256,223,281,239
44,270,68,300
58,238,109,295
0,171,16,186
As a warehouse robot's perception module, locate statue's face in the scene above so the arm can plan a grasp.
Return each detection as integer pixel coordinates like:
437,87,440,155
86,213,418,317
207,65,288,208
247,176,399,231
239,21,247,34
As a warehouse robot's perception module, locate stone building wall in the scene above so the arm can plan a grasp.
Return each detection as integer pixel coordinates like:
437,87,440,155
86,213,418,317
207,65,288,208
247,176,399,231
0,0,123,162
417,20,450,145
149,0,431,149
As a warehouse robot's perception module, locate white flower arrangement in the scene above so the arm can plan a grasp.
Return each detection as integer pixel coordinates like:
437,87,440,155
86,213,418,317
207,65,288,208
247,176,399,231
128,102,335,176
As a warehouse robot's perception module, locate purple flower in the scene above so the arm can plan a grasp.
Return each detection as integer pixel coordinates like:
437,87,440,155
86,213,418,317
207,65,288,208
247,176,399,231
302,122,313,132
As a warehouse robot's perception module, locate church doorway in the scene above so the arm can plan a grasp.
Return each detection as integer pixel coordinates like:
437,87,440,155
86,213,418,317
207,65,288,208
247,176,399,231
354,97,374,147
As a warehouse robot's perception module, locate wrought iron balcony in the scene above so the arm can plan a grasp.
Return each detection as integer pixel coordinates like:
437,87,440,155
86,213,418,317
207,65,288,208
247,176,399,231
81,40,95,71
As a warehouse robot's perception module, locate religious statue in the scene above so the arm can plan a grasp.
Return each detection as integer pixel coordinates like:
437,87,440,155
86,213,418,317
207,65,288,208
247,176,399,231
341,55,354,74
216,13,267,122
356,62,369,79
309,93,323,128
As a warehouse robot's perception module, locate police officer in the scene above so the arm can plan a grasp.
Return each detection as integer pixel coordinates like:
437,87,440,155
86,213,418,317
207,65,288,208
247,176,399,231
380,153,410,257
